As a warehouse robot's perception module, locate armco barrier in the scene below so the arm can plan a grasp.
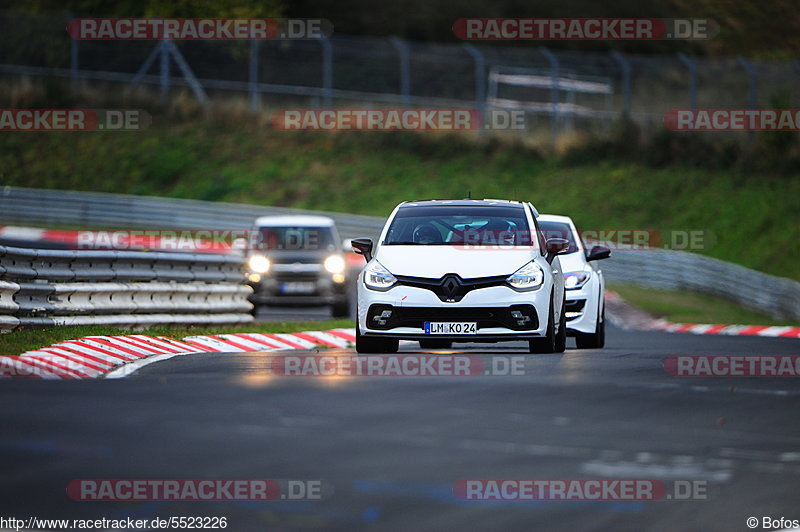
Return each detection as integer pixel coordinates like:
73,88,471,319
601,248,800,321
0,245,252,332
0,186,798,321
0,186,385,243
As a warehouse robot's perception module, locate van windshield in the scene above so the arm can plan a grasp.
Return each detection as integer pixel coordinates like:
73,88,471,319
257,226,335,251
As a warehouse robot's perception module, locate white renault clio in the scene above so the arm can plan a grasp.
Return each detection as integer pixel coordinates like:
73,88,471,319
351,199,569,354
537,214,611,349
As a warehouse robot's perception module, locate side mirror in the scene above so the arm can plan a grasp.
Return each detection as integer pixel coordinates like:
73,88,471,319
351,238,374,262
586,245,611,261
544,238,570,263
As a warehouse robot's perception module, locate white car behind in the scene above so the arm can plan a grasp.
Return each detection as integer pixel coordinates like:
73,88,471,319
537,214,610,348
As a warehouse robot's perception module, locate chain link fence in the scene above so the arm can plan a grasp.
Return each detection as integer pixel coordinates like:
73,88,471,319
2,11,800,140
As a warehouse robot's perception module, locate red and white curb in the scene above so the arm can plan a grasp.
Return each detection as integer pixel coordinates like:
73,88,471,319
0,329,356,379
605,291,800,339
645,320,800,338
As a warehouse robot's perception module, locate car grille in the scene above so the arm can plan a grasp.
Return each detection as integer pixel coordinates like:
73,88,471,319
367,304,539,331
394,274,509,302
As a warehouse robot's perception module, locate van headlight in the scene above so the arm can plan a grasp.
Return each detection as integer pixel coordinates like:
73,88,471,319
363,261,397,291
248,254,271,274
564,271,591,290
324,255,346,274
506,261,544,291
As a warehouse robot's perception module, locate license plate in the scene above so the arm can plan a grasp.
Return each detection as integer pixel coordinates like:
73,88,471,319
424,322,477,335
279,282,316,294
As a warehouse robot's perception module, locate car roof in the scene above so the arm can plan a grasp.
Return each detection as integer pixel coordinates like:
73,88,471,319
537,214,574,224
399,199,525,208
254,215,335,227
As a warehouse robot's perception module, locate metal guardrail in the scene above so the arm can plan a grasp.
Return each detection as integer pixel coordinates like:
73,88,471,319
601,248,800,321
0,186,385,243
0,186,798,321
0,244,253,331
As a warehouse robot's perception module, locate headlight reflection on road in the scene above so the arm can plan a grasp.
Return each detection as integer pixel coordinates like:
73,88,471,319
557,350,591,383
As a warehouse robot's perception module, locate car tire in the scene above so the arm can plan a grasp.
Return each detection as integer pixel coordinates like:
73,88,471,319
554,294,567,353
331,298,351,318
355,324,399,354
419,340,453,349
576,305,605,349
529,297,556,354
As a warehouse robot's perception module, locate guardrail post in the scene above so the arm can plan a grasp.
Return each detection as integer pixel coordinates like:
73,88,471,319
160,39,170,106
610,51,632,117
321,37,333,108
539,47,560,143
463,44,486,130
677,53,697,110
390,37,411,108
737,56,759,110
66,12,79,95
249,39,260,111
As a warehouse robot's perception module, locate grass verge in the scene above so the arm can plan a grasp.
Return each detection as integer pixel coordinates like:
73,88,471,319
0,319,354,356
609,284,796,326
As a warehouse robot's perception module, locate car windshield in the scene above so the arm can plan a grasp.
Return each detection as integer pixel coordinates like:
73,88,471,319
537,220,581,254
384,205,533,246
257,226,335,251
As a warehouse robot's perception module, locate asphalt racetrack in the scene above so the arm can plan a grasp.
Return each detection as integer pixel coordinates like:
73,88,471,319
2,322,800,531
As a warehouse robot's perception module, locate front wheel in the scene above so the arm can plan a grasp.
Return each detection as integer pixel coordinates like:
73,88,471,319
576,305,605,349
355,325,399,353
553,294,567,353
529,299,556,354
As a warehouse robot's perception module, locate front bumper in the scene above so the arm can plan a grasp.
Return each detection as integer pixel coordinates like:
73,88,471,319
249,273,348,306
564,281,600,335
358,283,552,341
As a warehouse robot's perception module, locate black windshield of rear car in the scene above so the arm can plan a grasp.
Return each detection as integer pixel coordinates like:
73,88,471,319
383,205,532,246
258,227,335,251
537,220,581,254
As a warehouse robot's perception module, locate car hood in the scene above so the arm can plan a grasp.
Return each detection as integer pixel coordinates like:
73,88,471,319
375,245,535,279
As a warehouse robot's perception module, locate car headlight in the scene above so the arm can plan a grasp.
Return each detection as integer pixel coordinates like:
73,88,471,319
506,261,544,291
248,254,270,274
363,260,397,291
564,271,591,290
324,255,346,274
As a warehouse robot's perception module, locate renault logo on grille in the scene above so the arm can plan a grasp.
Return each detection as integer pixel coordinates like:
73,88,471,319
441,275,461,300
